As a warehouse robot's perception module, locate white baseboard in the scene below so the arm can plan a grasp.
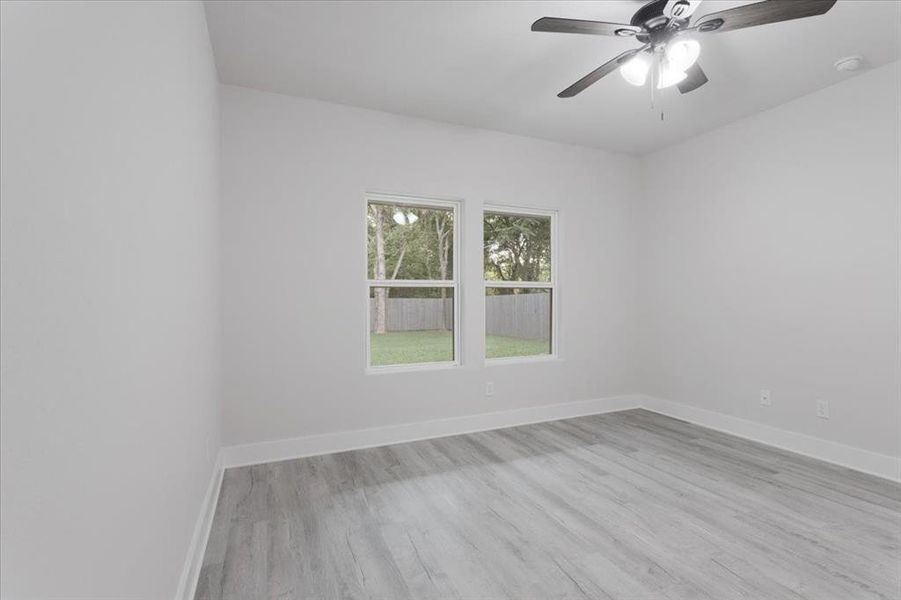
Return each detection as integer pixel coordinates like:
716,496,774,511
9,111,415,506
640,395,901,483
218,393,899,480
218,394,900,482
175,453,225,600
180,393,898,597
220,394,643,468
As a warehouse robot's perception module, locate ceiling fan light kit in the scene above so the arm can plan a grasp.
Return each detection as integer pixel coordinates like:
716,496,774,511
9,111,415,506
657,61,688,89
665,39,701,73
619,39,699,89
532,0,838,99
620,53,652,86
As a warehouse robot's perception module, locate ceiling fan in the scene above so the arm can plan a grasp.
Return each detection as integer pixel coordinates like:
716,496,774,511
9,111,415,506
532,0,838,98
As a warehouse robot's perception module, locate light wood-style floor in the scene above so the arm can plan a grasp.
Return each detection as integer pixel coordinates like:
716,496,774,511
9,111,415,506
196,409,901,599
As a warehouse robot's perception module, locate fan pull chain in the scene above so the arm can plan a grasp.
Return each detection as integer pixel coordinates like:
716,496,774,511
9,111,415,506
649,52,665,122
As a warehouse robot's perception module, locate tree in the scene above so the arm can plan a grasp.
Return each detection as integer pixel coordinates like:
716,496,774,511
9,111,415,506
368,203,456,331
434,212,451,329
370,204,388,334
483,214,550,294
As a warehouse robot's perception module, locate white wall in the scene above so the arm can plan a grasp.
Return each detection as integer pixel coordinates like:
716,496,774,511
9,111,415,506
220,84,641,446
3,7,895,595
0,2,220,598
638,61,901,458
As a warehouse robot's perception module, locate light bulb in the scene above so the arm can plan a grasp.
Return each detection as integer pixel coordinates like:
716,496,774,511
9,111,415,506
665,39,700,72
620,53,651,86
657,62,687,89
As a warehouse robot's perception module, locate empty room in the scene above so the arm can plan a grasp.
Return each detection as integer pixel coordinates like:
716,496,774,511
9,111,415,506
1,0,900,598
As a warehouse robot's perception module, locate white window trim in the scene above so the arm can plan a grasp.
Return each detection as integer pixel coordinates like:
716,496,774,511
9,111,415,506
483,204,559,365
364,192,462,374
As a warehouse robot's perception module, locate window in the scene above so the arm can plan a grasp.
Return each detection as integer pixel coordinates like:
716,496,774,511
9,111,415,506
366,194,459,371
483,206,556,361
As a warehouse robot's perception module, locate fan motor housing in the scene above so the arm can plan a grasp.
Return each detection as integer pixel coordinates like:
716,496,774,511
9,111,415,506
630,0,669,27
633,0,689,45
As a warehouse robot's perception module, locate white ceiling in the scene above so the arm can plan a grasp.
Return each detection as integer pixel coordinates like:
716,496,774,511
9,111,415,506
204,0,900,155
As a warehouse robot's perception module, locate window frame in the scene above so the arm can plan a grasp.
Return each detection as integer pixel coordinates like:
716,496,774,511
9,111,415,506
364,192,462,374
483,204,559,365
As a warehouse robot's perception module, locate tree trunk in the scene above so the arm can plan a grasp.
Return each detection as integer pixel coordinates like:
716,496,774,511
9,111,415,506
372,205,388,334
435,215,451,329
510,245,522,294
390,243,407,279
435,216,449,283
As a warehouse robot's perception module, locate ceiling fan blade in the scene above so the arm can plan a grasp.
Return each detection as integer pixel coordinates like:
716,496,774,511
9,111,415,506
693,0,837,33
558,48,646,98
531,17,642,37
678,63,708,93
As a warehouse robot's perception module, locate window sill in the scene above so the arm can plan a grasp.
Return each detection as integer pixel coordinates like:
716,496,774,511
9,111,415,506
485,354,561,367
366,361,461,376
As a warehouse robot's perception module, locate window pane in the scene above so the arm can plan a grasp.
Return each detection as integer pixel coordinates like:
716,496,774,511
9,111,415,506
484,212,551,282
485,288,551,359
368,202,454,281
369,287,454,366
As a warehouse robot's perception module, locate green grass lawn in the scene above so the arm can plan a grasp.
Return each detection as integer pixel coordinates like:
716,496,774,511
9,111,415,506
370,330,549,366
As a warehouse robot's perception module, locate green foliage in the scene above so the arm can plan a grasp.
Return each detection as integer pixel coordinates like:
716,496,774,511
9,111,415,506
367,203,454,298
483,213,551,292
369,330,548,366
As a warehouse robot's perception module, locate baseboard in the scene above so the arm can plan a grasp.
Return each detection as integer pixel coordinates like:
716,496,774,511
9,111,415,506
218,394,900,481
220,394,643,468
640,395,901,482
175,393,898,597
174,452,225,600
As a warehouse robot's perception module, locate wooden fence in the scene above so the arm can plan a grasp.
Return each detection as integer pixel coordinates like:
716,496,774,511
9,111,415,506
485,292,550,341
369,293,550,340
369,298,454,332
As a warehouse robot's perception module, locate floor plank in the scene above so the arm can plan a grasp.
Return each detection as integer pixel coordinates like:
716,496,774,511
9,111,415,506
196,409,901,600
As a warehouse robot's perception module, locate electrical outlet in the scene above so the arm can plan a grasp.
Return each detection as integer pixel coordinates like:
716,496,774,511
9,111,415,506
760,389,772,406
816,399,829,419
486,382,494,397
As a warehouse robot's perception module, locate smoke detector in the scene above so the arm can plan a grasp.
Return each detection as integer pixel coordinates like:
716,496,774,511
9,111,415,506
834,56,864,72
